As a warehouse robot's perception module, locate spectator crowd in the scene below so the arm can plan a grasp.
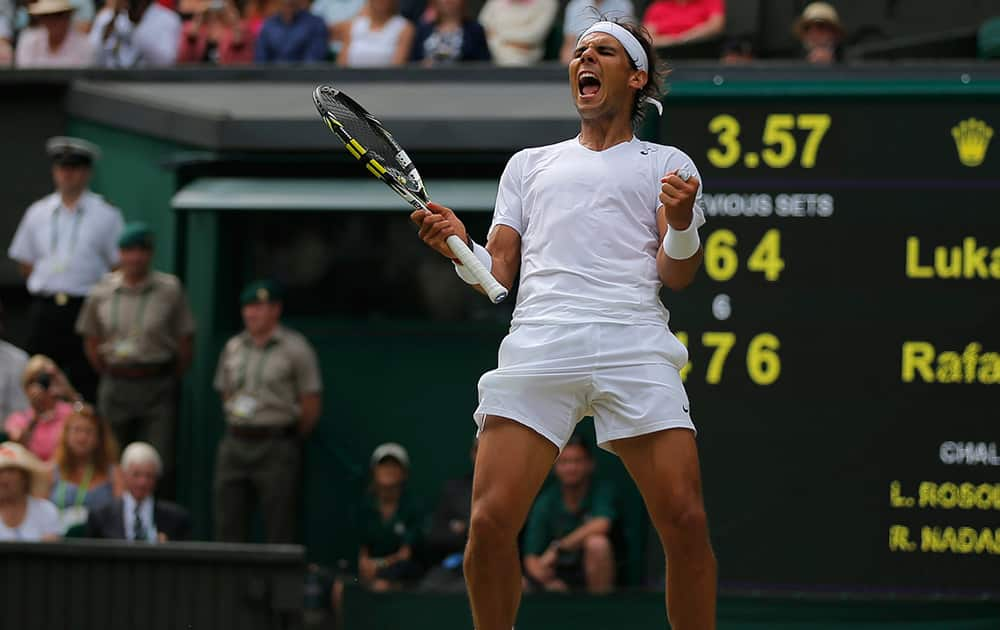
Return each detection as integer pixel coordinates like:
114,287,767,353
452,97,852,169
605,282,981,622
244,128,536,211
1,0,879,69
1,136,195,542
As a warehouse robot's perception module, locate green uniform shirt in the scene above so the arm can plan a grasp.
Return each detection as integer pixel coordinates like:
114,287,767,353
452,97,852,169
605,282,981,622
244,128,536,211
523,479,619,556
76,270,196,366
360,492,424,558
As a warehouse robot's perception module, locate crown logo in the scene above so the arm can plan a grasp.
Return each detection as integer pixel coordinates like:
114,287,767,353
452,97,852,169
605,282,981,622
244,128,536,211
951,118,993,167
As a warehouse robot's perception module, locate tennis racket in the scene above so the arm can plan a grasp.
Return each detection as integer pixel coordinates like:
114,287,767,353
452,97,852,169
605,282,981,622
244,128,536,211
312,85,508,304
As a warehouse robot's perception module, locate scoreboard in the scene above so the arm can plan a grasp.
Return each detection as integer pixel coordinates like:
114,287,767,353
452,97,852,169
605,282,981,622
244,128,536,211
659,92,1000,596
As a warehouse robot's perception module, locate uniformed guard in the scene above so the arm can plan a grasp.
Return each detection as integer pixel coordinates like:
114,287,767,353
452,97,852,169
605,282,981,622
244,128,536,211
6,137,124,403
213,280,322,543
75,223,195,496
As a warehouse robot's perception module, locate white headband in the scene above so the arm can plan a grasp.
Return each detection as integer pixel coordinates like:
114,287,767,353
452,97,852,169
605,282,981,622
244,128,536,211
577,21,662,116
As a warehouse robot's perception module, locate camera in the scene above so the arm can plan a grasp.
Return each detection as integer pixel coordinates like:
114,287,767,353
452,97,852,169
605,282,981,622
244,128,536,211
33,373,52,390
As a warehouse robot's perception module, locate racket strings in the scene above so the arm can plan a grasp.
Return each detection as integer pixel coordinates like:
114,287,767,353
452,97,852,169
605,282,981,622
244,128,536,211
317,91,402,167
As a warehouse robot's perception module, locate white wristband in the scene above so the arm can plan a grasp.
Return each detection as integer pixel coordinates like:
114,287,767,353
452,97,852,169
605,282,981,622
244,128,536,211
455,240,492,284
663,222,701,260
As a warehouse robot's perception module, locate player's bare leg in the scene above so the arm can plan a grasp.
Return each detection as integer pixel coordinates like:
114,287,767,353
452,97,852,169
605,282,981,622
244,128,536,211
583,533,616,594
465,416,557,630
613,428,716,630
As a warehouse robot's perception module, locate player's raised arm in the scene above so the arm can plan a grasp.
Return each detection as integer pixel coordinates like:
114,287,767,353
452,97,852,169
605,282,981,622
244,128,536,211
656,170,704,291
410,202,521,295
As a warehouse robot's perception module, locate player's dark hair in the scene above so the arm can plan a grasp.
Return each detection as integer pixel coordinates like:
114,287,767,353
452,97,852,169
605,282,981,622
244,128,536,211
565,434,593,458
598,16,669,128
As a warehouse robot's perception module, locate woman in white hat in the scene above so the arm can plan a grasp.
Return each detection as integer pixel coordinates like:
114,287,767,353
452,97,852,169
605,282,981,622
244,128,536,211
0,442,61,541
14,0,95,68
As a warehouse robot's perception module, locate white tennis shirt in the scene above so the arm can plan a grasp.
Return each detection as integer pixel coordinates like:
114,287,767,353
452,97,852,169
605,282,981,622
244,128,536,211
490,136,705,327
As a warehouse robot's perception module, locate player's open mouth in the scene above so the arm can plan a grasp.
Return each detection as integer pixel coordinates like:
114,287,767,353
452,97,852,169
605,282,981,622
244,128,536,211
578,72,601,98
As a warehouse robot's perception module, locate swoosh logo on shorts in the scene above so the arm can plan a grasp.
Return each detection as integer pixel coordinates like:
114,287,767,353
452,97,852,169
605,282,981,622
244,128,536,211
682,405,689,414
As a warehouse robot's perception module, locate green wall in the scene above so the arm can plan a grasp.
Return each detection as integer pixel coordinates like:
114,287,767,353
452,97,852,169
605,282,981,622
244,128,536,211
66,119,189,273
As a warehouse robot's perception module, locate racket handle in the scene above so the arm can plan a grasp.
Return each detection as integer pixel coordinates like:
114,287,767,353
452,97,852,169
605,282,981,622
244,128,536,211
446,234,508,304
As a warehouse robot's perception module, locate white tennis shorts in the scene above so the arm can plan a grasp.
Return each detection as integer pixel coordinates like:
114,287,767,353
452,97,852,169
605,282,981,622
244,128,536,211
474,322,695,454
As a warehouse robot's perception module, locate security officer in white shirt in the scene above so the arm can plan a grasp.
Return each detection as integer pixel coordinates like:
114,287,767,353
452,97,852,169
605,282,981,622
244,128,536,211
7,137,124,403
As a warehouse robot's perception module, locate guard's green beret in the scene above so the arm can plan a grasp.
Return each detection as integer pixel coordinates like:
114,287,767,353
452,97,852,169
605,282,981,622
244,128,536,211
240,279,284,305
118,222,154,250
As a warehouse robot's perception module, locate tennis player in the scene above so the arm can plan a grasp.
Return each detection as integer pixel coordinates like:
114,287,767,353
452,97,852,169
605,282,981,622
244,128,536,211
411,18,715,630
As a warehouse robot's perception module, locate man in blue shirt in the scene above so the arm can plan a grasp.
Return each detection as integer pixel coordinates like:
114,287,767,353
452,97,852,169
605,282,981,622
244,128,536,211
255,0,328,62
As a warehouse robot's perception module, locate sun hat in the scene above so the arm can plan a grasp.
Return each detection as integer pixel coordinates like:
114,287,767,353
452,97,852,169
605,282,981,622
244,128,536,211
0,442,50,496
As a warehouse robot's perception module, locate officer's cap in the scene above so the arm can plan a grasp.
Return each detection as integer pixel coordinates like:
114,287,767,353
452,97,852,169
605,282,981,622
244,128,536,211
118,222,154,250
46,136,101,167
240,279,284,306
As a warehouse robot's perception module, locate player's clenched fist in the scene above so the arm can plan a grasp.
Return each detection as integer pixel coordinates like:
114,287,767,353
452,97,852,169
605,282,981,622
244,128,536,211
410,201,470,260
659,169,700,231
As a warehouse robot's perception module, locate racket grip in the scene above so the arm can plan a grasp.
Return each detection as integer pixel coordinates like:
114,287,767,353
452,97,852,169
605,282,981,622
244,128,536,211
446,234,508,304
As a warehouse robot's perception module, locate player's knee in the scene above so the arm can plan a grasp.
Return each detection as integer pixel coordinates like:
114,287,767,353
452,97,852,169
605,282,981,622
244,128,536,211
660,504,709,555
583,533,613,559
652,492,708,536
468,502,517,545
672,503,708,535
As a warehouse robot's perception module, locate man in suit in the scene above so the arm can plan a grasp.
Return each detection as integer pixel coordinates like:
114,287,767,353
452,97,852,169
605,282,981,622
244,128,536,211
86,441,190,541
